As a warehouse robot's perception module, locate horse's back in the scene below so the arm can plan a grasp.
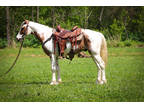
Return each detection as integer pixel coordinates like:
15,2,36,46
83,29,105,44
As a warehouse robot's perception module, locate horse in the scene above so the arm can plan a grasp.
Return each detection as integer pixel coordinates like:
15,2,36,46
16,20,108,85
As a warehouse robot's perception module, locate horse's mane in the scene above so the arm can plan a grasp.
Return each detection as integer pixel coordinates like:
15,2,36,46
29,21,53,30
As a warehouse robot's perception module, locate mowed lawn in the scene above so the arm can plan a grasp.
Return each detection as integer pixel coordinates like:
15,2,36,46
0,47,144,102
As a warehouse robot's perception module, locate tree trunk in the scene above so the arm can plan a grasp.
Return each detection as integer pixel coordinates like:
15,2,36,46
98,7,104,30
52,7,56,28
84,7,88,29
32,7,34,21
124,16,129,40
36,6,39,22
84,7,92,29
99,7,104,22
11,10,16,48
6,6,11,47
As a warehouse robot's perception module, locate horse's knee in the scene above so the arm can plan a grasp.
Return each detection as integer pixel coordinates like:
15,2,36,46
52,65,57,72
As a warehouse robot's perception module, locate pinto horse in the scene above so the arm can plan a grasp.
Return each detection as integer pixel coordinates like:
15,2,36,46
16,20,108,85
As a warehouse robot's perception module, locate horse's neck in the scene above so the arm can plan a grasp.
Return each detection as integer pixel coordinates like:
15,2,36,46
29,21,53,41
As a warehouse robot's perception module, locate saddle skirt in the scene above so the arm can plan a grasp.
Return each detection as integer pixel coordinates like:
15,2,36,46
53,25,83,60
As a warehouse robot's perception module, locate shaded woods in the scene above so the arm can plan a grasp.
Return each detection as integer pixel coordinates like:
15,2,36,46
0,6,144,48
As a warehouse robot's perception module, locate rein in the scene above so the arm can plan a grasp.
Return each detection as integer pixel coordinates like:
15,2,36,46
0,34,51,78
0,37,24,77
42,35,53,48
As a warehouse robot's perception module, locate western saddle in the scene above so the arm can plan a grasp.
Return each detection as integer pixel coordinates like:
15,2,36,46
53,25,82,60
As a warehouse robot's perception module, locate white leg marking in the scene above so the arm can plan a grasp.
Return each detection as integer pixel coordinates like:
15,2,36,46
92,54,107,84
50,54,58,85
56,59,62,83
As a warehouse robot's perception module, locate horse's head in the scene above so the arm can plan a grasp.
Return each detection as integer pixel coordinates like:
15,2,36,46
16,20,32,41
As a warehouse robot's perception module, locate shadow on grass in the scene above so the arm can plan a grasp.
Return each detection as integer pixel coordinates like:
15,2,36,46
24,81,50,85
0,80,96,85
0,81,50,85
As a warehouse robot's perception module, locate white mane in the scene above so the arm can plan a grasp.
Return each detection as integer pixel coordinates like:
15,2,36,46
29,21,53,32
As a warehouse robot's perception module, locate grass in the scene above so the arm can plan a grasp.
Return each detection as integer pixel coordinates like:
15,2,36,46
0,47,144,102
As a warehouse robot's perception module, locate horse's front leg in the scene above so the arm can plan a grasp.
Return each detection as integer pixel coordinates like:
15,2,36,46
56,58,62,83
50,54,58,85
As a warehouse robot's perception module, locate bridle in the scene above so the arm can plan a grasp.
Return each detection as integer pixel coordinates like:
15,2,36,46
21,24,29,39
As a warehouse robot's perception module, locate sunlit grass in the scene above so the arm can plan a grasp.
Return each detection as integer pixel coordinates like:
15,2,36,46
0,47,144,102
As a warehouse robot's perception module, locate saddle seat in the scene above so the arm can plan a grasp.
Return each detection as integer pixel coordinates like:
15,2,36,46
53,25,82,58
54,25,81,38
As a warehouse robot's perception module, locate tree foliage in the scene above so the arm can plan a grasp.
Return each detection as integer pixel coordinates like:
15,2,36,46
0,6,144,48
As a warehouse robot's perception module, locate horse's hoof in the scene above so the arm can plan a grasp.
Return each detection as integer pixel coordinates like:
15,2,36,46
57,79,62,84
96,80,104,85
102,80,107,84
50,81,58,85
58,80,62,84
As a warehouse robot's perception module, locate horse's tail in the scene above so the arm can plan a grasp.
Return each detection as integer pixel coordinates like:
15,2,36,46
100,35,108,66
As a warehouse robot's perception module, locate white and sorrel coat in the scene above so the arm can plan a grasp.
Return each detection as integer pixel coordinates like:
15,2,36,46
16,20,108,85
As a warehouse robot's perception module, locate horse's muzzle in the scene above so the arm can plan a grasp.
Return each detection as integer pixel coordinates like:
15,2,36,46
16,37,20,41
16,37,22,42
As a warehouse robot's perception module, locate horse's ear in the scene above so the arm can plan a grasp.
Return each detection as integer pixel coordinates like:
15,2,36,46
24,20,29,24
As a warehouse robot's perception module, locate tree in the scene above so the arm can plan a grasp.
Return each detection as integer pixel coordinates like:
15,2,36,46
6,6,11,47
84,7,92,29
11,7,16,48
36,6,39,22
32,7,34,21
98,7,104,30
52,7,56,28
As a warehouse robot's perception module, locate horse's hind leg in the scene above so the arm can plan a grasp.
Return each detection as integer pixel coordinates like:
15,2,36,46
91,54,107,84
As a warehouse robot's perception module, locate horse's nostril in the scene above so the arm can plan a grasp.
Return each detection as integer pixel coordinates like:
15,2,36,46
16,38,20,41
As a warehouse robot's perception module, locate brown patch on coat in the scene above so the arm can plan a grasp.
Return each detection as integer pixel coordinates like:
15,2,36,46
83,32,91,51
32,32,50,57
41,33,45,41
78,37,85,50
72,33,88,54
72,39,84,54
20,26,27,35
82,32,92,55
33,32,45,43
20,20,29,35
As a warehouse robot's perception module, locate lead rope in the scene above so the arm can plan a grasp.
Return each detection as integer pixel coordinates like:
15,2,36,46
0,39,24,77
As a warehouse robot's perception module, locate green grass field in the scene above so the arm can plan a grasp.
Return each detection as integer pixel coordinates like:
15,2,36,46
0,47,144,102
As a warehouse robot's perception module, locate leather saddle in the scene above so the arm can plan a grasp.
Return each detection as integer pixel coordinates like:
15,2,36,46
53,25,82,58
54,25,81,39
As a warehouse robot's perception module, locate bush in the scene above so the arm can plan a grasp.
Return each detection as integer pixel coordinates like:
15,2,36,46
0,38,7,48
116,41,125,47
109,19,125,41
107,39,144,48
123,40,132,47
23,34,41,48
